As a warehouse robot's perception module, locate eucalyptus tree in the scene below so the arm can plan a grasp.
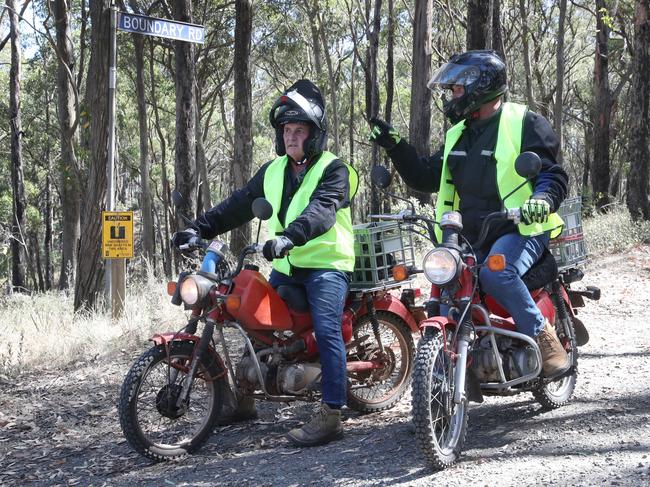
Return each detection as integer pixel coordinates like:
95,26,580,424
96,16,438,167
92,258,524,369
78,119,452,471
74,0,111,311
7,0,27,291
51,0,81,290
626,0,650,220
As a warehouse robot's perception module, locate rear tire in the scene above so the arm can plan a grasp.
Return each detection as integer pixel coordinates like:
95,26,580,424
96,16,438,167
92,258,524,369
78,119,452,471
118,341,224,461
412,331,468,470
346,311,415,412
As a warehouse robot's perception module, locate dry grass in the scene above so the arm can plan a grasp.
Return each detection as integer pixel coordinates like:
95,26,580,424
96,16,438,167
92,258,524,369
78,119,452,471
0,268,186,377
583,204,650,255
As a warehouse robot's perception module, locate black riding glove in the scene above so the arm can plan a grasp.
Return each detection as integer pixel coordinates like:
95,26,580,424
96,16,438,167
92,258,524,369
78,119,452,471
262,236,294,261
171,228,199,248
369,117,401,150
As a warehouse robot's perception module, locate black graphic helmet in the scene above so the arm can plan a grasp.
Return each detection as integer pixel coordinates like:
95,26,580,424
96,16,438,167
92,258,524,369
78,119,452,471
428,50,507,124
269,79,328,160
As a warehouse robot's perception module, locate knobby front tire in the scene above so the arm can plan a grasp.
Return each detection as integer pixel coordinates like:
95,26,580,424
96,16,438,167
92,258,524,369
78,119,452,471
412,331,468,470
118,341,224,461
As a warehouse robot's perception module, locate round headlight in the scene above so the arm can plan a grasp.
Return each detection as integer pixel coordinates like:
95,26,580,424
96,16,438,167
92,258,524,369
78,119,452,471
179,275,213,306
422,248,460,285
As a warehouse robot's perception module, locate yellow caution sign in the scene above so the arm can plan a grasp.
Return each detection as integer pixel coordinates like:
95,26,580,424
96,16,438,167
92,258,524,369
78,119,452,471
102,211,134,259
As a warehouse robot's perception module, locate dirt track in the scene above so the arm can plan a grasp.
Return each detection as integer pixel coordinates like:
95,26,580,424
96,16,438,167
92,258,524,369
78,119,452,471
1,245,649,486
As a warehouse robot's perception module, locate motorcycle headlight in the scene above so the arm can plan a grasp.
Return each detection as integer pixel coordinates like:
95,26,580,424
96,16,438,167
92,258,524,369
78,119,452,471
179,274,214,306
422,248,460,285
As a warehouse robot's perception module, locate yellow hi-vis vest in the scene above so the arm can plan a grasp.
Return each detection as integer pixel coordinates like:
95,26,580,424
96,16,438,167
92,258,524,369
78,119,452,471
434,102,564,242
263,151,359,276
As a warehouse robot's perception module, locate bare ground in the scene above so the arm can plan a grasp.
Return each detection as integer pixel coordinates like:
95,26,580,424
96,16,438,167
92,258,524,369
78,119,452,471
1,245,649,487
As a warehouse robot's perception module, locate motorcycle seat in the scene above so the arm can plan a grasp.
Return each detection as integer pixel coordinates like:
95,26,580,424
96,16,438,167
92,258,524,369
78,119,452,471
276,284,310,312
522,247,558,291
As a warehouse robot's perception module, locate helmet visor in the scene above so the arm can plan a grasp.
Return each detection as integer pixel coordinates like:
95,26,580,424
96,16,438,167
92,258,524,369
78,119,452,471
274,90,323,129
427,63,480,91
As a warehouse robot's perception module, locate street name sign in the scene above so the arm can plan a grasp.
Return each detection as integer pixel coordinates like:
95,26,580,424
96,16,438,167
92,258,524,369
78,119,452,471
102,211,134,259
118,12,205,44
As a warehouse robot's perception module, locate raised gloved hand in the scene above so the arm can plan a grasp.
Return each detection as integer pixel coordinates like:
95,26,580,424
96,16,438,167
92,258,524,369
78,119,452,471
521,196,551,224
171,228,199,248
262,236,294,261
369,117,401,150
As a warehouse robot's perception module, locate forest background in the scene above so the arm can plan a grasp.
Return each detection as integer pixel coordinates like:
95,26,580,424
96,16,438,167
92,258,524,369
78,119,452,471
1,0,650,318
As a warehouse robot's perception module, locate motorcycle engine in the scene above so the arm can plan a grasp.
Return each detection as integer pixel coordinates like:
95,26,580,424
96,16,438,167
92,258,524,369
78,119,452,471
276,363,322,395
470,336,539,382
236,355,322,395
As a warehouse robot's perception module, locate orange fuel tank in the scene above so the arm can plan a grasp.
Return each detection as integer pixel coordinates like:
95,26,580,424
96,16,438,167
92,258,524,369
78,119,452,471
227,269,293,330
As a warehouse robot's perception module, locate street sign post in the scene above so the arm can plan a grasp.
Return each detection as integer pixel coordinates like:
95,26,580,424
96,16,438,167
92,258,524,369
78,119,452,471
106,5,205,319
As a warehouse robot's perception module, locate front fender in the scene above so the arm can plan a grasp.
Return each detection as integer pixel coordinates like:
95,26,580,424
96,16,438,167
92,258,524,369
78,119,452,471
360,293,420,333
151,332,200,346
419,316,456,333
150,332,226,382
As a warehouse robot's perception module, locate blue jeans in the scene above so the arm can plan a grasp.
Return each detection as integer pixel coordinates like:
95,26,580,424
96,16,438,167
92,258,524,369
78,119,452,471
269,269,349,408
477,232,550,337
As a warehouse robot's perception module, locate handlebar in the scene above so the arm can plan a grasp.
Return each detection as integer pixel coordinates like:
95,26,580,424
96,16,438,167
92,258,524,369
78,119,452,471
472,208,522,249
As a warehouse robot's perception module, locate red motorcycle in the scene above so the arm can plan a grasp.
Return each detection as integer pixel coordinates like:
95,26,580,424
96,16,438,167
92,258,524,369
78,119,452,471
118,195,419,461
370,153,600,470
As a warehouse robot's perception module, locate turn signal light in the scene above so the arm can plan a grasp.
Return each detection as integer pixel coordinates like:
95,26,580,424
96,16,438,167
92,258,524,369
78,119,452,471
392,264,409,282
225,295,241,312
487,254,506,272
167,282,177,296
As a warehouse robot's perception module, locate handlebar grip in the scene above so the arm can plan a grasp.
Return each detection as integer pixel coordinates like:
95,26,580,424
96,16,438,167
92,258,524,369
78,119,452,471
368,213,404,221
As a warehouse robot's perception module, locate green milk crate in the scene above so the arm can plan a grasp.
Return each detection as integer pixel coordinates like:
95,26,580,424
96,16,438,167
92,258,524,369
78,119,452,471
351,221,416,290
549,196,588,269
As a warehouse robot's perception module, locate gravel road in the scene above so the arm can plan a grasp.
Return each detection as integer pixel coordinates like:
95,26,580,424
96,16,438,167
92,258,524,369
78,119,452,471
1,245,649,486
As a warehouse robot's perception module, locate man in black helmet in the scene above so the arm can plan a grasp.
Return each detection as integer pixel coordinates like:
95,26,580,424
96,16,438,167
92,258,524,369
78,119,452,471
369,50,570,378
172,79,358,446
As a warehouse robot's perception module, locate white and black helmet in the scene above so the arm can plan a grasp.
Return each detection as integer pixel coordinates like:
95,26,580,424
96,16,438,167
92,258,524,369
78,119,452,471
269,79,328,160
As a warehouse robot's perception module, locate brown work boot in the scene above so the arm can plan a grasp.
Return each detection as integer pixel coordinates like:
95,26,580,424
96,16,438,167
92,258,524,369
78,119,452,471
535,319,570,378
286,403,343,447
217,382,257,425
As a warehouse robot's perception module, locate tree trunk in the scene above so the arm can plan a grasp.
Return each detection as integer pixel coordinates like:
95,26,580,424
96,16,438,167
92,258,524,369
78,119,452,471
74,0,110,311
44,96,53,290
196,95,212,214
317,6,340,154
626,0,650,220
173,0,197,227
365,0,381,214
8,0,27,292
592,0,612,211
553,0,567,164
230,0,253,254
408,0,433,206
383,0,395,213
149,42,172,277
466,0,490,50
519,0,536,108
54,0,81,291
133,34,155,263
491,0,505,61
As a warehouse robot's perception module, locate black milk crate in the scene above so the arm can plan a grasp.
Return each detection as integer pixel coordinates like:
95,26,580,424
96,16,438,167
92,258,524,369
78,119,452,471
351,221,416,290
549,196,588,269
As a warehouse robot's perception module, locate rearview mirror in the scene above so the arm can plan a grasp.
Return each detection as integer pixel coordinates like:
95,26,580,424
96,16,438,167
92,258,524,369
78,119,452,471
171,189,185,208
514,152,542,179
371,165,392,189
252,198,273,220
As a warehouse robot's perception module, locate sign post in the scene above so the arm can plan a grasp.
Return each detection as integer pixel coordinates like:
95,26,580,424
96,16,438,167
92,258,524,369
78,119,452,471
105,7,204,319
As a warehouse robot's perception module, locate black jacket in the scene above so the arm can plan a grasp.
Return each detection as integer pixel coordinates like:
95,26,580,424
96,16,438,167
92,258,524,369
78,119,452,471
194,154,351,247
387,107,568,247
